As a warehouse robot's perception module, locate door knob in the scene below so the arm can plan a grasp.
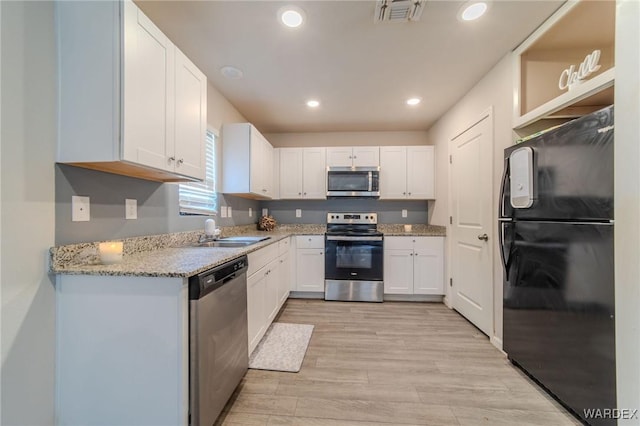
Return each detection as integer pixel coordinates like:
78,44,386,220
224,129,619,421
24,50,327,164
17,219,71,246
477,233,489,241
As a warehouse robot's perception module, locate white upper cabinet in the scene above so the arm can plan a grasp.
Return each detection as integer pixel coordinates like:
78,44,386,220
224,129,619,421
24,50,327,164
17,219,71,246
279,148,326,199
380,146,435,200
326,147,379,167
57,0,206,182
222,123,274,199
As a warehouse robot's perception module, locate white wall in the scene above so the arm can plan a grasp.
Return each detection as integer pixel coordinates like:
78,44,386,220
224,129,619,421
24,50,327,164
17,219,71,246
0,2,57,425
614,0,640,422
264,130,429,148
426,54,513,345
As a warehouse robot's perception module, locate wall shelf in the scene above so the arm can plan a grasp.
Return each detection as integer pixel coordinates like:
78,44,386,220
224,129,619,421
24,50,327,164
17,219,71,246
512,0,615,131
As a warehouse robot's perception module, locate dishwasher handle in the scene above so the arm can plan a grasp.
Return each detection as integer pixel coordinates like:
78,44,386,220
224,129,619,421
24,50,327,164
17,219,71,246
189,255,248,300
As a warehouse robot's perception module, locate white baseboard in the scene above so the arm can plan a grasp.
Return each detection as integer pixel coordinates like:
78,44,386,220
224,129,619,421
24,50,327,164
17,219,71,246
491,335,505,354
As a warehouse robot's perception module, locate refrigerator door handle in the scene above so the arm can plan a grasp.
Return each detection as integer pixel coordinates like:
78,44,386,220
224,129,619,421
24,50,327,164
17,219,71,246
499,157,510,218
498,221,513,277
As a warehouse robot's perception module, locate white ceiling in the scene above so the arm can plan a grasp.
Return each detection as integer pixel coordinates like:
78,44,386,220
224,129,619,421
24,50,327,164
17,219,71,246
137,0,564,133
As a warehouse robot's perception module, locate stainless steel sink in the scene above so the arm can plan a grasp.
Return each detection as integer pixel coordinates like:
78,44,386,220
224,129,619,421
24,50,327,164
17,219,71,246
190,236,270,248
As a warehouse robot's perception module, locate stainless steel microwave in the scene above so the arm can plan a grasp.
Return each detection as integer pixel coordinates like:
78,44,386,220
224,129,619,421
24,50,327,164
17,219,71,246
327,167,380,198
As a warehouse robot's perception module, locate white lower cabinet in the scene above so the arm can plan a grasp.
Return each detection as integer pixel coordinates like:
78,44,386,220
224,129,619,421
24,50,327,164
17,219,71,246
384,236,444,295
246,238,292,354
295,236,325,292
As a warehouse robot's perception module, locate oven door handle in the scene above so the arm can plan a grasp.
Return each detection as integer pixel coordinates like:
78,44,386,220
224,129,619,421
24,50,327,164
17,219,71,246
326,235,383,241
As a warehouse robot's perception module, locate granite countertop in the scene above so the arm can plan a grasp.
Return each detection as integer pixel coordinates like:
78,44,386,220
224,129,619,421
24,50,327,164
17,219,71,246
50,223,445,278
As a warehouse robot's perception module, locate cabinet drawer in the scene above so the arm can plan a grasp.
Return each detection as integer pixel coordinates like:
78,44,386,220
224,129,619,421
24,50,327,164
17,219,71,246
413,236,444,254
296,235,324,249
384,236,414,250
278,237,291,256
248,244,278,277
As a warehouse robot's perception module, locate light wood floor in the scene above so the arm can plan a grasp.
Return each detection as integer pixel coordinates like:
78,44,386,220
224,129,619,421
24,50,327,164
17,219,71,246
216,299,580,425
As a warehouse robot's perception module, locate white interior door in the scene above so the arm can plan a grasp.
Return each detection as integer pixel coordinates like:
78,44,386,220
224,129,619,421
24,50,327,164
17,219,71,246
450,111,493,336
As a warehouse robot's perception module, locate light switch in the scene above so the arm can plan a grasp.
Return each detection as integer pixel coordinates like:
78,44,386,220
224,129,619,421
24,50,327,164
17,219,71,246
402,209,408,218
125,199,137,220
249,208,253,217
72,196,90,222
220,206,228,218
227,206,232,218
296,209,302,218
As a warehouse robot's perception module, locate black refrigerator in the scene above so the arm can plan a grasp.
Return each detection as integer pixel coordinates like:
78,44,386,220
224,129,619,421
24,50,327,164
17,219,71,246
500,106,615,426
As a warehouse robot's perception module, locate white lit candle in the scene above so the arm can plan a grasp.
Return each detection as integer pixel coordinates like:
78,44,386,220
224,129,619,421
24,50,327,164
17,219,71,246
99,242,123,265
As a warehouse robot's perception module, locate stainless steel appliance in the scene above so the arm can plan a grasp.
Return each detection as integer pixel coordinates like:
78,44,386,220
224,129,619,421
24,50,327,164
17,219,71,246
189,256,249,426
325,212,383,302
500,106,615,426
327,167,380,198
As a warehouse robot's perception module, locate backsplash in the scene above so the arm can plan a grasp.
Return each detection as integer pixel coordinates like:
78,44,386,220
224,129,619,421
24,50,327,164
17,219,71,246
261,199,428,224
55,165,260,245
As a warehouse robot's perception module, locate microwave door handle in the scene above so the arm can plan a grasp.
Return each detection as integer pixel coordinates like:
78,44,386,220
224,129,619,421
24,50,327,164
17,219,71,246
368,171,372,192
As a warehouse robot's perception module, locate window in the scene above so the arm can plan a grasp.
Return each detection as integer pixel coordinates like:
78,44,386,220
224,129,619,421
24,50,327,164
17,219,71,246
179,130,217,215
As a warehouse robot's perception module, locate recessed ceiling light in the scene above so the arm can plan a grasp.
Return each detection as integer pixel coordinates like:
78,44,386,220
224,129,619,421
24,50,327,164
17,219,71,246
279,7,305,28
220,65,243,79
306,100,320,108
406,97,421,106
459,1,488,21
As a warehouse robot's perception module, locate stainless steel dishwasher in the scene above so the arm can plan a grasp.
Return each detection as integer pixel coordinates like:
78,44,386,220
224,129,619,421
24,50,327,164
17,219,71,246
189,256,248,426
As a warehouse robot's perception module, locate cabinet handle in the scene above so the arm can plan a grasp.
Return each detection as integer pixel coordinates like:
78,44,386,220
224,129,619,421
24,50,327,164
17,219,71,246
177,158,184,165
168,156,176,162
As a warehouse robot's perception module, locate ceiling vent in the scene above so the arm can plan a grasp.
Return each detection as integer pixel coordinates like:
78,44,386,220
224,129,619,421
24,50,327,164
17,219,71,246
374,0,426,23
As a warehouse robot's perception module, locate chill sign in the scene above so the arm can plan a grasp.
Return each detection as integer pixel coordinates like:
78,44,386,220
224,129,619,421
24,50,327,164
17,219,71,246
558,50,602,91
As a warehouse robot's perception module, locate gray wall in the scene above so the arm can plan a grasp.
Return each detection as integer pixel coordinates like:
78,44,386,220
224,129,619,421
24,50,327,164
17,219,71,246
55,165,261,245
1,2,57,424
262,199,428,224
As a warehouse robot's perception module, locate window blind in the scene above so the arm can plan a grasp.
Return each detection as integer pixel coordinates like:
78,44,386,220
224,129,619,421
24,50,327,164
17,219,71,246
179,131,217,215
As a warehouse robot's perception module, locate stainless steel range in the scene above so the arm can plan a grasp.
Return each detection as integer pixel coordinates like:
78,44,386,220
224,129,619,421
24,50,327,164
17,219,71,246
324,212,383,302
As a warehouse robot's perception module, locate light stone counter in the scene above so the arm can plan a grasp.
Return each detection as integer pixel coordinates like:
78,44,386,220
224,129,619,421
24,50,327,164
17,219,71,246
50,224,325,277
50,223,444,277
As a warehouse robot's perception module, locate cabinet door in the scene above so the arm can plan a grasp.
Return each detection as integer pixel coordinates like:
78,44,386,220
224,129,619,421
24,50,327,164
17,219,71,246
353,146,380,167
326,147,353,167
278,252,291,306
379,147,408,199
413,237,444,295
173,48,206,180
265,260,280,323
249,127,264,196
279,148,303,199
122,1,174,172
383,249,414,294
247,271,266,354
302,148,327,199
296,249,325,292
407,146,435,199
263,138,274,198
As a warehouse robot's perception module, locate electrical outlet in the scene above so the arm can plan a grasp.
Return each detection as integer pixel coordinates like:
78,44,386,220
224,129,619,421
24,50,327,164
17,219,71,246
220,206,228,218
125,199,137,219
227,206,232,218
249,207,253,217
296,209,302,218
72,196,90,222
262,208,268,216
402,209,408,218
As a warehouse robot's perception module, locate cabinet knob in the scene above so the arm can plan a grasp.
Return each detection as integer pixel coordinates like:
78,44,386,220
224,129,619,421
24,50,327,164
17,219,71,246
353,156,357,159
177,158,184,165
403,192,406,195
304,192,307,196
168,156,176,162
408,192,411,195
298,192,302,195
348,155,352,159
320,251,323,255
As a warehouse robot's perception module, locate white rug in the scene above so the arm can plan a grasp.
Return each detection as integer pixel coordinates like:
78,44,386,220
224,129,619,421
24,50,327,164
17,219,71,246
249,323,314,373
